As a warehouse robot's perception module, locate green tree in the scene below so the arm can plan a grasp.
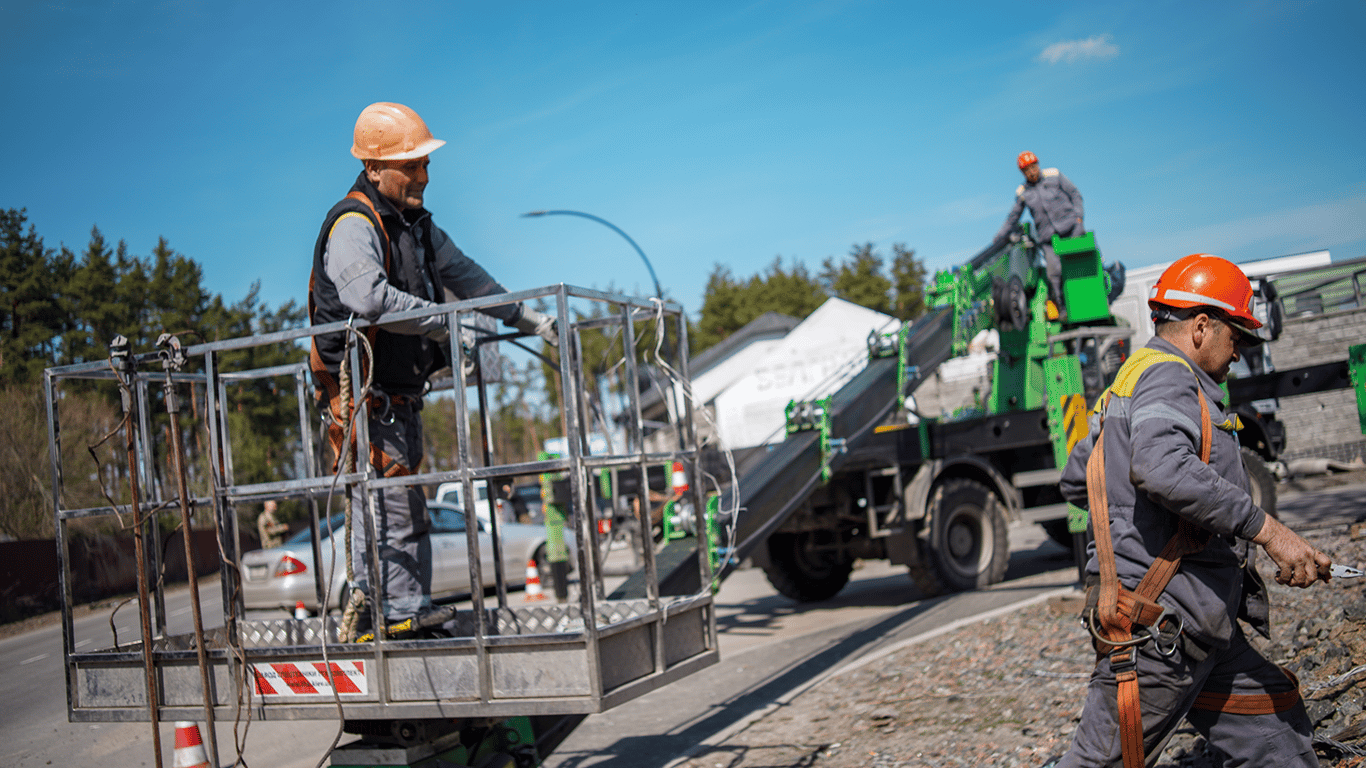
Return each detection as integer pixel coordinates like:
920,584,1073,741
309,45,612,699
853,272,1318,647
62,228,130,369
425,358,559,478
692,244,928,355
891,244,927,321
821,243,893,314
201,284,308,506
147,237,209,339
693,258,826,353
0,208,310,537
0,209,70,385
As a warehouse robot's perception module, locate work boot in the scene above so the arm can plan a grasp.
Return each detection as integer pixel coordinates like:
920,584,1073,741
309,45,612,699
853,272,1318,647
346,610,374,643
1046,278,1068,323
412,605,459,639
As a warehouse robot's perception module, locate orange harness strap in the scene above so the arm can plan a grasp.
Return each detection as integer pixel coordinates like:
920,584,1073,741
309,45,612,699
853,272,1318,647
1086,386,1212,768
1191,666,1302,715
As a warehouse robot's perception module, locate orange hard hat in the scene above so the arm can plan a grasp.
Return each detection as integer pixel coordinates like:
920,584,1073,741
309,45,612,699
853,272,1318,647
1148,253,1262,330
1017,151,1038,169
351,102,445,161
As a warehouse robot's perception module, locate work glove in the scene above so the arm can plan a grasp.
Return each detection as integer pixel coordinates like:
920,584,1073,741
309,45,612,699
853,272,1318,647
459,327,479,378
514,306,559,347
425,320,450,344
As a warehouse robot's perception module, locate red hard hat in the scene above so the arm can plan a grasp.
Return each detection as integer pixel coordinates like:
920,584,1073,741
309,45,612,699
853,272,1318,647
1148,253,1262,330
1017,151,1038,169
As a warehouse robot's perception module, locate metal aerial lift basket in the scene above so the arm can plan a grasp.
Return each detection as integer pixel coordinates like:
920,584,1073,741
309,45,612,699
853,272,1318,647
45,284,718,730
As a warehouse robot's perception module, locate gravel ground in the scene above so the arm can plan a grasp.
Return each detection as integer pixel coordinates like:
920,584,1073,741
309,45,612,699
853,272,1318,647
675,521,1366,768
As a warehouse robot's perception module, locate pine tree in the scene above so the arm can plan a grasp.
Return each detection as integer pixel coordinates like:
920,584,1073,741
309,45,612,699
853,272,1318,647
891,244,927,321
0,209,70,385
820,243,893,314
693,258,826,353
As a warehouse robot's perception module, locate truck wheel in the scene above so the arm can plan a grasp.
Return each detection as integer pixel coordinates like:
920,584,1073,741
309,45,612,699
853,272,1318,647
761,531,854,602
915,479,1009,594
1241,447,1278,519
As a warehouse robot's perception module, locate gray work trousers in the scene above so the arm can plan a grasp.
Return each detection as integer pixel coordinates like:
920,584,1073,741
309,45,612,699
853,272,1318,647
349,401,432,623
1042,240,1063,308
1058,624,1317,767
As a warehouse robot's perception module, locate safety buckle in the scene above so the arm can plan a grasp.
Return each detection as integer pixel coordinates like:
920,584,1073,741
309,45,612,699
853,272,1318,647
1109,647,1137,676
1147,609,1184,658
372,390,395,425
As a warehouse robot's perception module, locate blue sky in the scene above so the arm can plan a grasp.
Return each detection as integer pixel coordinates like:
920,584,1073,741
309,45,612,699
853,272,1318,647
3,1,1364,320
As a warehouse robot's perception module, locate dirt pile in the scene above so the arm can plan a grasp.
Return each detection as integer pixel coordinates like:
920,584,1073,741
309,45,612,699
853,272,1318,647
676,521,1366,768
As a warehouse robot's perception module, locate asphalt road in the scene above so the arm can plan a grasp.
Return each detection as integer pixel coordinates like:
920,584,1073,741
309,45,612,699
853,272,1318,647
1,475,1360,768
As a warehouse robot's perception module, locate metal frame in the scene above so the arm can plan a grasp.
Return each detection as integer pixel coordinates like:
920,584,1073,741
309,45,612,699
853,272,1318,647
45,284,717,723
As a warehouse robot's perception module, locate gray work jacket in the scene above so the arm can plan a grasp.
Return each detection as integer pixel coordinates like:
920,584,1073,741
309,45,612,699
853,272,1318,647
1060,337,1269,647
310,173,523,394
994,168,1085,244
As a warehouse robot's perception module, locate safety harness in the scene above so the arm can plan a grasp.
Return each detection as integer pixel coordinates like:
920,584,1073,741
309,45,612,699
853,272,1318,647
1083,347,1301,768
307,190,417,479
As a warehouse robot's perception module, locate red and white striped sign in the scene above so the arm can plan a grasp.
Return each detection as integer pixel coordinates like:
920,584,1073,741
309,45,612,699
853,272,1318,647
251,660,368,696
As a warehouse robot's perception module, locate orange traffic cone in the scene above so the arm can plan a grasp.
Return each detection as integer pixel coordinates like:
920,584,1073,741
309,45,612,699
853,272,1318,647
294,600,309,620
172,721,211,768
524,559,545,601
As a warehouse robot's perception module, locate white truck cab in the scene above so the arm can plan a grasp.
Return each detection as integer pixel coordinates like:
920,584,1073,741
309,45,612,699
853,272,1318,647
434,479,505,529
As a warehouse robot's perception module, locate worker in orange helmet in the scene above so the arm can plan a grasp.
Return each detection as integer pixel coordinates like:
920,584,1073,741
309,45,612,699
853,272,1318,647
1048,254,1328,766
992,151,1085,321
308,102,558,638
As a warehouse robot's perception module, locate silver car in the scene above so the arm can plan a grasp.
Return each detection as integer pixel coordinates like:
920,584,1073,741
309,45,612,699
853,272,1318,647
240,500,571,613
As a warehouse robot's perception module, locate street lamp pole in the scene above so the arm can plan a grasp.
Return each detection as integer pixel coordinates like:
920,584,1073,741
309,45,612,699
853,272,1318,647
521,209,663,300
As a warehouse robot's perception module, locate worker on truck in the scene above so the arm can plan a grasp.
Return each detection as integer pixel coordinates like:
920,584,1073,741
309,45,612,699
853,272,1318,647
992,151,1084,321
309,102,558,636
1051,254,1329,767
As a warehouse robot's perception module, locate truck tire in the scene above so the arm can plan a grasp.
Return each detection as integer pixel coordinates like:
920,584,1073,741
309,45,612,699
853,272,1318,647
761,530,854,602
913,478,1009,594
1241,447,1278,519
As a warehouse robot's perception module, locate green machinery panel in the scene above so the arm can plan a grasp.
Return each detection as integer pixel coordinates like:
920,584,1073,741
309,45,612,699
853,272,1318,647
1043,354,1086,468
1054,232,1110,323
990,284,1055,414
1044,354,1089,535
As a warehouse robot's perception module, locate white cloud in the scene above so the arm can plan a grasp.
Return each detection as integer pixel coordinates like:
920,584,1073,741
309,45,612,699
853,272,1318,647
1038,34,1120,65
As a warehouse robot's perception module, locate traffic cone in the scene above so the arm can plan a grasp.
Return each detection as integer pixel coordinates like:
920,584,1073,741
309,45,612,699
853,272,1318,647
671,460,689,494
294,600,309,620
524,559,545,601
172,721,211,768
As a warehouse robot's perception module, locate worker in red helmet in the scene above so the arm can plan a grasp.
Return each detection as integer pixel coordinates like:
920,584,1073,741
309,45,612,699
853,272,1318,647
308,103,558,639
992,151,1085,321
1049,254,1328,767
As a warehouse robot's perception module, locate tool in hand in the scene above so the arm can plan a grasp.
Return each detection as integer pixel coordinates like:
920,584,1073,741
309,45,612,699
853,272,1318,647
1330,564,1364,579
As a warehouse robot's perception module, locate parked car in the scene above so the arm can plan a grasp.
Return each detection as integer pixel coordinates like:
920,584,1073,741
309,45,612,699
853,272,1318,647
240,500,570,613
